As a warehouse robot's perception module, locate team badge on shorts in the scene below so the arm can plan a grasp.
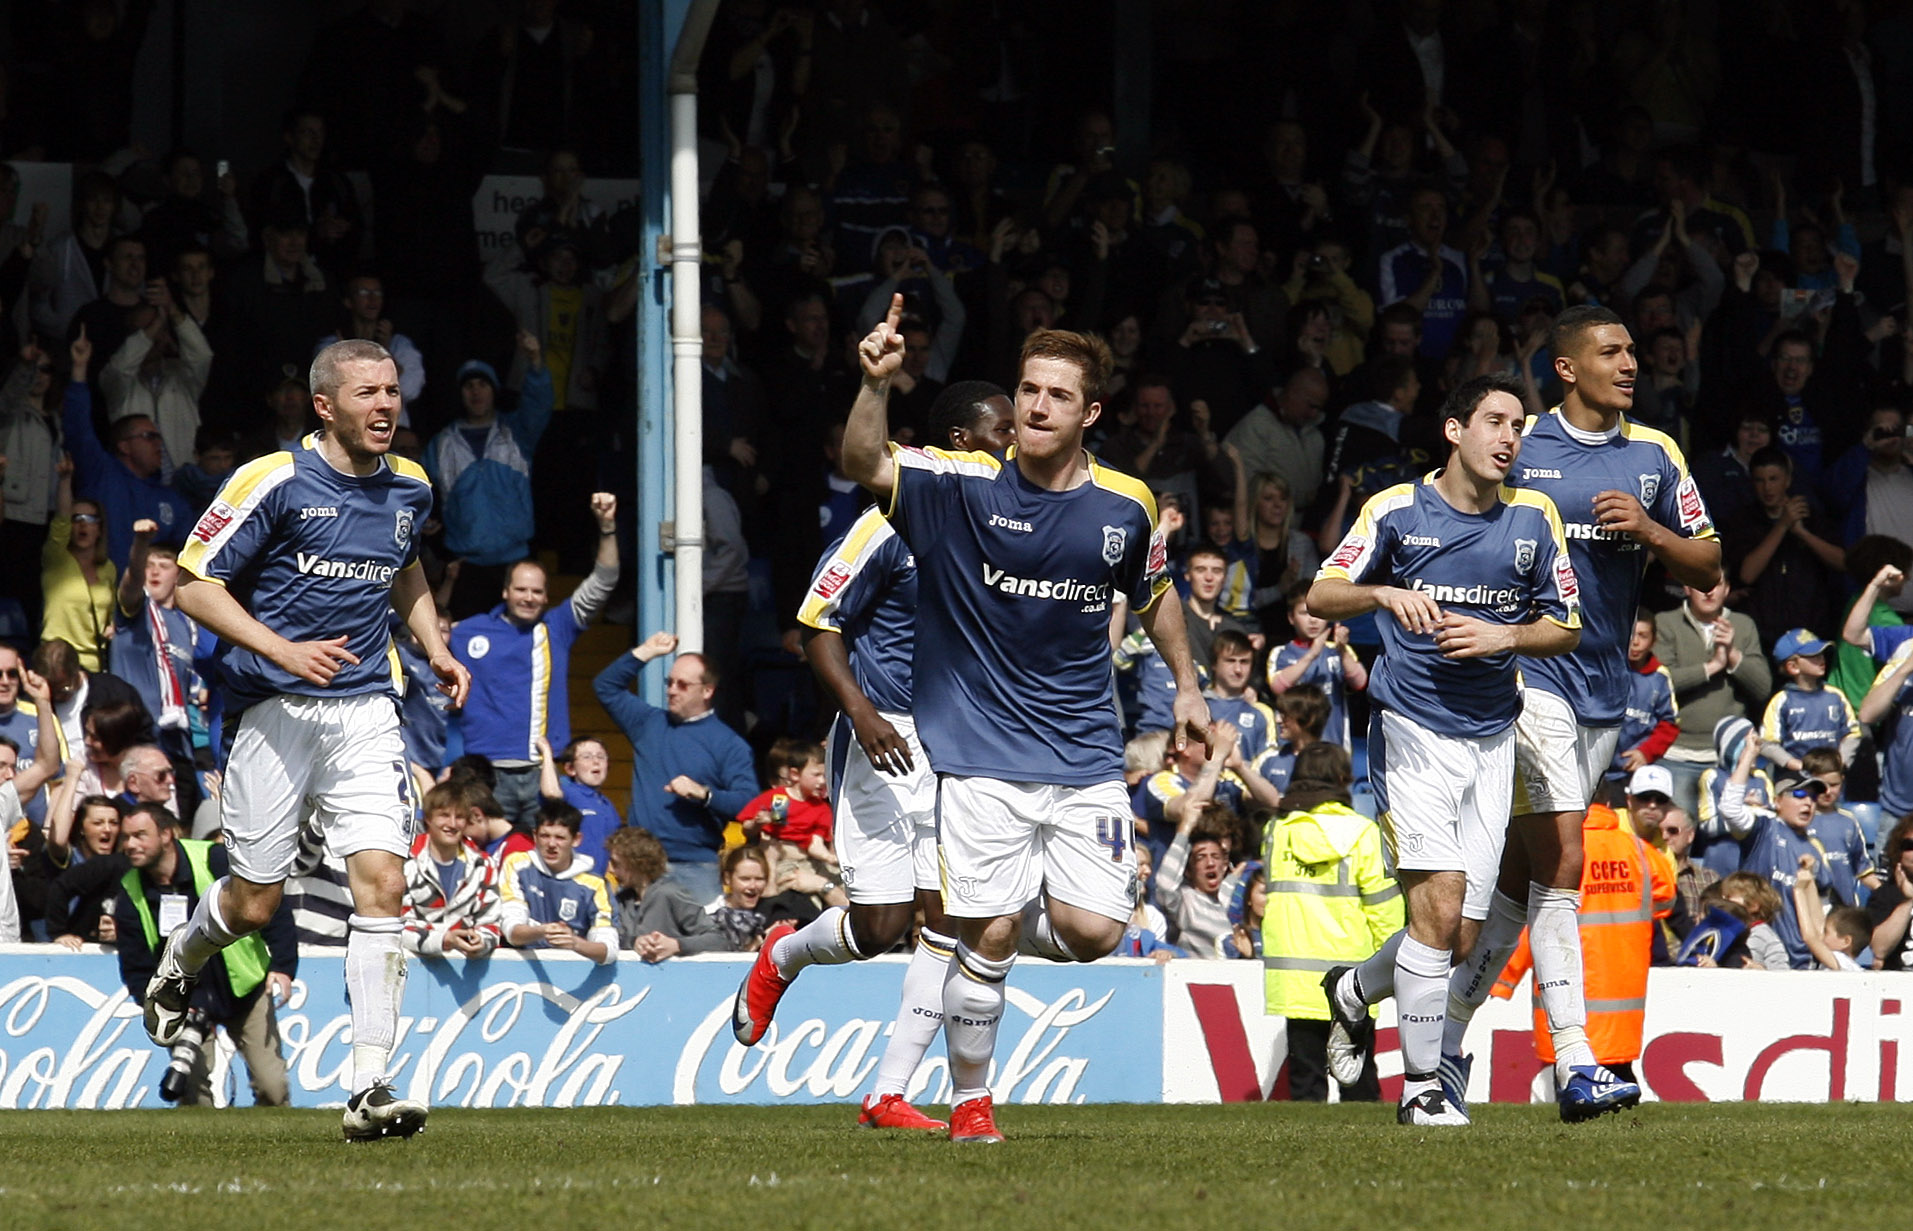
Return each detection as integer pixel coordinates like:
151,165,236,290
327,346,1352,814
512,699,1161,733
1514,538,1536,572
395,508,415,547
1100,524,1126,566
1638,473,1660,506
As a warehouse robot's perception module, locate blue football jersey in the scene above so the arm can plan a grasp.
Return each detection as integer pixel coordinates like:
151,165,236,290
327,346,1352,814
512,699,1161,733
886,444,1169,786
1611,663,1678,778
1318,473,1579,740
179,446,433,710
1874,640,1913,818
1760,685,1860,763
1205,693,1278,764
1507,410,1716,725
798,506,917,716
1267,640,1352,748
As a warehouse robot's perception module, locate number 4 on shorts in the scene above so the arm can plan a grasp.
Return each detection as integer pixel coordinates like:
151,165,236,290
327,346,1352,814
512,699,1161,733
1095,816,1129,861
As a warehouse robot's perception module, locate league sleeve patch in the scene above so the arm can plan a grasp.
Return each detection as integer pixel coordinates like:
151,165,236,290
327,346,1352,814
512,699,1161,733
192,502,235,544
1553,553,1581,609
1145,526,1168,582
811,560,854,602
1675,475,1711,533
1326,534,1368,572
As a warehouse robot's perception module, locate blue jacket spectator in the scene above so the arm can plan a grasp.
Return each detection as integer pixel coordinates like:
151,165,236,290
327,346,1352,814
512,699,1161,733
594,632,757,900
60,357,192,571
423,342,553,568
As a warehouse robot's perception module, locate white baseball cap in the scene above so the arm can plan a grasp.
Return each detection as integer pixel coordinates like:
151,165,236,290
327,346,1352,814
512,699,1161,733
1628,764,1675,800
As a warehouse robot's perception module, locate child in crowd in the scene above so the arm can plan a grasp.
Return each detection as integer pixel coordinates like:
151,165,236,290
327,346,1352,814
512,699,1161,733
1715,734,1839,969
1718,872,1791,970
1791,855,1871,971
170,426,238,516
401,778,501,959
1266,589,1366,749
498,800,618,964
1118,843,1186,961
1611,610,1678,785
1800,746,1879,907
1695,716,1772,878
1760,629,1860,774
1221,861,1265,959
737,739,836,872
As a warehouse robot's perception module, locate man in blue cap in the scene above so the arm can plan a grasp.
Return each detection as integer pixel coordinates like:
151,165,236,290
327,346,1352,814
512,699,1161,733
423,330,553,618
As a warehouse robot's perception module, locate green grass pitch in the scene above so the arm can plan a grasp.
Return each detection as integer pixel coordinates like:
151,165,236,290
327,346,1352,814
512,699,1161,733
2,1103,1905,1230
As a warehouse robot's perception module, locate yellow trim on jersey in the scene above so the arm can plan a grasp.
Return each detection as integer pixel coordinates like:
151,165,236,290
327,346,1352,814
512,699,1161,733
177,452,296,580
797,506,893,631
885,441,1002,521
529,622,552,758
1317,482,1416,582
1760,690,1786,743
1655,664,1679,719
386,641,404,698
1086,456,1161,527
388,454,432,486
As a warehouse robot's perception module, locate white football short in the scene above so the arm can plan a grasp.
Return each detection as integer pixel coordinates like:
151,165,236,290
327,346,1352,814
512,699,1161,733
1512,686,1621,815
221,692,414,882
935,775,1136,924
828,710,938,904
1369,707,1514,921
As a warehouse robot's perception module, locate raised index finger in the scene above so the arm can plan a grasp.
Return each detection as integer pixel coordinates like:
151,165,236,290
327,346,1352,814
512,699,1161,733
885,292,904,335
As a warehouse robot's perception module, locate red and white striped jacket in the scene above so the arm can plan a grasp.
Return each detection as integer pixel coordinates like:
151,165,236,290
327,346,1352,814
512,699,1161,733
402,835,503,958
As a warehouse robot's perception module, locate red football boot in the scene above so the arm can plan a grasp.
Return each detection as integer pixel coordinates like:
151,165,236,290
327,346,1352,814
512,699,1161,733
731,920,796,1046
947,1094,1003,1143
859,1093,949,1131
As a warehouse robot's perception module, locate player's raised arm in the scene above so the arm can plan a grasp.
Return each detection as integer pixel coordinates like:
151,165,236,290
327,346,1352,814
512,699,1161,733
175,575,360,687
843,293,905,503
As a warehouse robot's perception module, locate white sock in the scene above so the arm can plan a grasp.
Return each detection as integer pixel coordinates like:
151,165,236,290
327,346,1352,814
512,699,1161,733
770,905,866,978
1442,890,1528,1054
1016,899,1076,961
1342,929,1404,1015
176,877,242,974
871,927,954,1099
1394,934,1451,1081
1527,882,1596,1075
346,914,407,1095
943,942,1014,1104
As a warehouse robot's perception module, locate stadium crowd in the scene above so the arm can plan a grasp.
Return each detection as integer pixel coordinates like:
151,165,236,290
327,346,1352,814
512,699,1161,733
8,0,1913,1099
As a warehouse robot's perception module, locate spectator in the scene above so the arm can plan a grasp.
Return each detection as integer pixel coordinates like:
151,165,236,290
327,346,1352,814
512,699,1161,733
709,844,773,952
223,217,332,407
400,779,502,961
249,108,361,276
369,96,493,307
1715,741,1838,970
114,803,293,1107
1223,369,1328,516
1716,871,1791,971
26,170,119,342
1789,857,1871,972
38,793,123,947
0,689,65,935
1820,404,1913,551
475,2,596,154
138,149,247,272
238,372,318,463
0,645,55,826
171,426,237,517
1724,448,1843,651
605,824,727,961
1691,405,1775,530
65,233,146,365
1281,239,1375,377
425,335,554,617
30,637,147,763
827,101,918,276
41,458,116,671
1325,354,1424,483
535,735,623,877
1831,542,1913,722
1610,611,1679,785
1267,592,1365,751
1221,864,1265,960
1654,577,1772,819
61,330,192,569
1866,815,1913,970
483,235,606,413
593,631,757,903
0,340,63,631
1160,218,1285,354
1095,377,1219,522
1238,471,1320,637
1263,686,1333,793
1167,283,1275,439
315,273,424,427
736,740,834,870
98,282,211,479
1182,547,1255,673
498,799,617,963
446,491,616,820
1632,765,1716,943
1378,187,1469,360
109,519,204,760
1860,622,1913,832
1758,629,1861,775
1800,747,1878,910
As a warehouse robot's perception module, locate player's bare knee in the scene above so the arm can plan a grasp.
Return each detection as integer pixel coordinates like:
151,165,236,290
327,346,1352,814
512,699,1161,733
225,879,283,932
958,913,1019,961
849,902,912,953
1054,914,1123,961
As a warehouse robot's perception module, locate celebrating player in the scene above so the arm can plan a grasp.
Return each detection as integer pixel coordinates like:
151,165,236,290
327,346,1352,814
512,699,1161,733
1311,374,1581,1126
815,295,1208,1143
150,339,470,1141
1438,306,1720,1121
731,381,1014,1133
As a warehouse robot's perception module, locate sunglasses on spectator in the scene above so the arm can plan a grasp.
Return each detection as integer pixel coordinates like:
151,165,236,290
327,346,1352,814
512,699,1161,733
126,430,163,442
72,513,102,524
0,669,18,680
1785,787,1820,799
